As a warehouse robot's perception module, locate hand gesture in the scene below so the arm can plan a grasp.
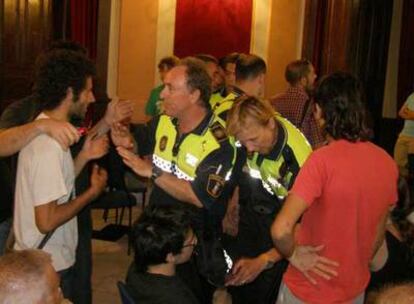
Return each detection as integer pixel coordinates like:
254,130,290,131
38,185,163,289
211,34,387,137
89,164,108,199
81,134,109,161
111,122,134,149
38,119,80,150
289,245,339,285
104,98,134,125
117,146,152,178
225,256,267,286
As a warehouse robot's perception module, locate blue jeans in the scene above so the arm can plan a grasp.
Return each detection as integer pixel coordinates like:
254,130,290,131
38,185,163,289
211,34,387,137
0,217,12,256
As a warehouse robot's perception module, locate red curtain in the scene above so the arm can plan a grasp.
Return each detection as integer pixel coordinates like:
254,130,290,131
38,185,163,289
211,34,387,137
69,0,99,60
174,0,252,58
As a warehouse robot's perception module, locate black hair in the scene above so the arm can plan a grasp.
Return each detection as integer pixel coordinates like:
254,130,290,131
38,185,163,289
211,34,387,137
314,72,372,141
219,52,240,70
285,59,312,86
195,54,219,65
235,54,266,82
179,57,212,110
34,49,96,111
132,205,192,272
47,40,88,55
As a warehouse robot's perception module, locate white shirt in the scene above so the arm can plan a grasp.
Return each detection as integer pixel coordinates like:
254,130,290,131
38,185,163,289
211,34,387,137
14,113,78,271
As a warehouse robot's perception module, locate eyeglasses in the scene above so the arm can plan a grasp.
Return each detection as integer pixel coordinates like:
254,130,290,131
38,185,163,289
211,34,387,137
182,242,197,248
182,234,197,248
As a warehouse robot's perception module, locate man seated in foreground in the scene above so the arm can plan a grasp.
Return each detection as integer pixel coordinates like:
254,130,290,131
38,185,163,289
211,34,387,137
126,205,199,304
0,249,70,304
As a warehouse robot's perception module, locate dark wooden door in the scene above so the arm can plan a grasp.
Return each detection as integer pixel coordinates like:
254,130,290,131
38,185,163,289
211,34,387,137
0,0,53,111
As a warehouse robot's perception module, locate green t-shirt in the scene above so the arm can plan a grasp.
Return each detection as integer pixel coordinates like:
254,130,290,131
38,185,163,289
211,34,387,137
145,84,164,116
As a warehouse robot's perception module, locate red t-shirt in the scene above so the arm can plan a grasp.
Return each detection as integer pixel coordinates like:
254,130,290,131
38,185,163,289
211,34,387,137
284,140,398,303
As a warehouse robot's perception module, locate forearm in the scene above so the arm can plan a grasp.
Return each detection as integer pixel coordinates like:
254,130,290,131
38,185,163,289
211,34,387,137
259,248,282,265
74,151,89,177
0,121,43,156
154,174,203,208
36,188,96,233
273,232,296,258
399,108,414,120
89,117,110,137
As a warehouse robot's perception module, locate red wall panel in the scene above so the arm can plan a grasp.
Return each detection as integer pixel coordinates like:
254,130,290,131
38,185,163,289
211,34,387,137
174,0,253,58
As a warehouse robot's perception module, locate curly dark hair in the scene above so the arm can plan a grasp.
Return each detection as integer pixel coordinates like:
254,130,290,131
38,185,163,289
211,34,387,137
314,72,372,141
34,49,95,111
179,57,212,110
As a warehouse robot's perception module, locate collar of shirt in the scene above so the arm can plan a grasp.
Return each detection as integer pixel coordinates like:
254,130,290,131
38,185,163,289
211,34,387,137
231,86,246,98
286,86,309,99
170,110,214,136
256,118,287,166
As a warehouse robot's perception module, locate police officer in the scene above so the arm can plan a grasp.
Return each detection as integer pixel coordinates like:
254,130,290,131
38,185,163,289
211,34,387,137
114,57,236,303
225,95,312,303
213,54,267,123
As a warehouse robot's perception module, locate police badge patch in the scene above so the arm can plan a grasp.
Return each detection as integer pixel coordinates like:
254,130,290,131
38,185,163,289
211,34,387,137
207,174,225,198
160,136,168,151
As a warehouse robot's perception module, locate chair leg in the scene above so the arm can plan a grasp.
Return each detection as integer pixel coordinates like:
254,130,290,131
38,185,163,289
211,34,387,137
103,209,109,222
142,190,146,209
119,207,125,225
128,205,132,255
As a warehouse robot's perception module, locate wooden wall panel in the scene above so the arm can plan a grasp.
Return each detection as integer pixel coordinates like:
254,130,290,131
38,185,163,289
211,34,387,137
1,0,52,110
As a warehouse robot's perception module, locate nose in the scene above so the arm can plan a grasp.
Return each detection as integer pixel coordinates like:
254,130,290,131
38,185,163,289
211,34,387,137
89,92,96,104
245,142,255,153
160,86,167,99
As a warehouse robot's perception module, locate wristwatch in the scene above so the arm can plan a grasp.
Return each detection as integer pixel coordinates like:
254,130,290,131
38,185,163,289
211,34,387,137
151,165,164,181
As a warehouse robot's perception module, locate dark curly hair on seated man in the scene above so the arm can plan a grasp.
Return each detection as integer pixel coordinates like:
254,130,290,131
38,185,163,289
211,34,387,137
132,204,193,272
314,72,373,142
34,49,96,111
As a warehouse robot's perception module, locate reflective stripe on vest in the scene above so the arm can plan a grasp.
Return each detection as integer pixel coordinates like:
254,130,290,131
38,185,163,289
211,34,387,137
247,114,312,200
152,115,233,182
152,154,194,181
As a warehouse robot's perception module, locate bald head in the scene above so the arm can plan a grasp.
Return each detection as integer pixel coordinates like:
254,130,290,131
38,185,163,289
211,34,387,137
0,250,62,304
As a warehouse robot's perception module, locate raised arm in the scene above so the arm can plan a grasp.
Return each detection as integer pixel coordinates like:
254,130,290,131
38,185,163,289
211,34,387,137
0,119,80,156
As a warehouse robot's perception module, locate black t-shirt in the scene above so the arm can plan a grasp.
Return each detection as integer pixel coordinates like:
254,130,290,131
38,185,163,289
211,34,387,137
0,96,39,222
367,231,414,291
126,263,200,304
131,113,235,229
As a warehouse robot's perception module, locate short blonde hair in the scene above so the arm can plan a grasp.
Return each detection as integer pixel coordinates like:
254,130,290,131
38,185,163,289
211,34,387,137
226,95,275,136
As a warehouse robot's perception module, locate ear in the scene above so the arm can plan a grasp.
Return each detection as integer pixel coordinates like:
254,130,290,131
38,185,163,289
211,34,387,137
258,73,265,85
314,103,325,127
64,87,74,102
267,116,275,130
190,88,201,105
314,103,322,120
165,253,176,264
299,76,307,87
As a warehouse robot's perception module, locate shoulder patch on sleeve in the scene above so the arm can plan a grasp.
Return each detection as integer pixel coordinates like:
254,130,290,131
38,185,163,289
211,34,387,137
206,174,225,198
210,121,228,142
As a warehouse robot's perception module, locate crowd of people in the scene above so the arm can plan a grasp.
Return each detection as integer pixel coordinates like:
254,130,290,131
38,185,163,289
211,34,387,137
0,41,413,304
